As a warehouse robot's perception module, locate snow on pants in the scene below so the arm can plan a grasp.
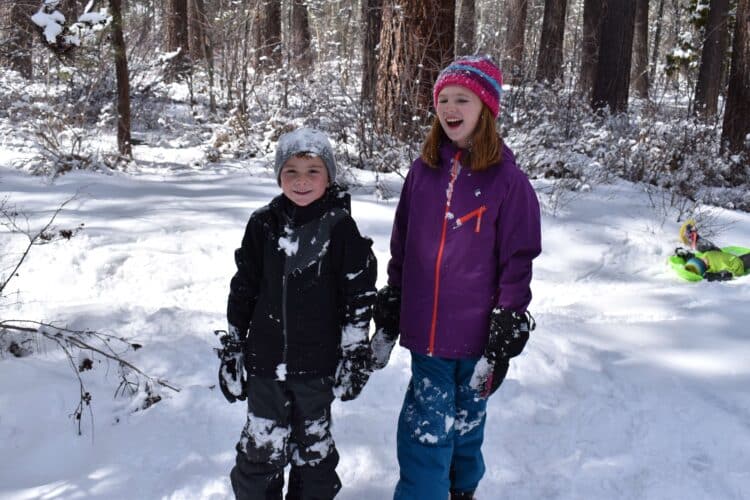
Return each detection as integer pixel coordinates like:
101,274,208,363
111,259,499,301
394,352,489,500
231,375,341,500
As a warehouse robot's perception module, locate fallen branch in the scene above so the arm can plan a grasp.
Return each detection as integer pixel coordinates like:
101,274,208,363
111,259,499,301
1,320,180,435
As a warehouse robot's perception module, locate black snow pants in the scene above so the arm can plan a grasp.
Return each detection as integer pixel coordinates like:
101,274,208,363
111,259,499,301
741,253,750,272
230,375,341,500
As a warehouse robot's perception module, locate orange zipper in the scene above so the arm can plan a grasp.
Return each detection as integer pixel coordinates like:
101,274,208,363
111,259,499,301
456,205,487,233
429,151,462,355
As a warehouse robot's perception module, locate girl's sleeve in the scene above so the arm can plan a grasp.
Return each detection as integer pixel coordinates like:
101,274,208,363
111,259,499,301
386,167,415,288
227,214,264,337
495,171,542,313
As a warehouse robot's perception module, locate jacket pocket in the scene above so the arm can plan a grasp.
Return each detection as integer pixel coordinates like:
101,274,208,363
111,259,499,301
455,205,487,233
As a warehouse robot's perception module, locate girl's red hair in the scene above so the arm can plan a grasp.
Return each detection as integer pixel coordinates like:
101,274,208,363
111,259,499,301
420,106,502,171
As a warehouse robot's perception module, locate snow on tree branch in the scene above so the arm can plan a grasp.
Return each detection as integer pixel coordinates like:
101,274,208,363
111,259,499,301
31,0,111,53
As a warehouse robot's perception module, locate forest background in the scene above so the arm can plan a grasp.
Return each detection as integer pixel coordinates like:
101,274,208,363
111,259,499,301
0,0,748,200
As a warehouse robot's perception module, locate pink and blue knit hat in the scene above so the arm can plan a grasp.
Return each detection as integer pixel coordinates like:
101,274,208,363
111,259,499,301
433,56,504,118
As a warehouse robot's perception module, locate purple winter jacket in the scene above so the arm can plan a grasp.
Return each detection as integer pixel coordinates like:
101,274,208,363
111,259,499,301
386,141,541,359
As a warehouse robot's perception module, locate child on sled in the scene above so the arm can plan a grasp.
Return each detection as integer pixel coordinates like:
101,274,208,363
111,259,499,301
676,222,750,281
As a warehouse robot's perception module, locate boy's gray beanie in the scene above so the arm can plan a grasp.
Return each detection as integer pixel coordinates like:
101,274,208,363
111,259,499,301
274,127,337,185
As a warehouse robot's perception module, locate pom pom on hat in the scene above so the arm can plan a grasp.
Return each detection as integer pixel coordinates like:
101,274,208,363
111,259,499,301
433,56,503,118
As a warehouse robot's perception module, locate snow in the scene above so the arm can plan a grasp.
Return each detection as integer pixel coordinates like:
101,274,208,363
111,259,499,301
2,144,750,499
31,9,66,44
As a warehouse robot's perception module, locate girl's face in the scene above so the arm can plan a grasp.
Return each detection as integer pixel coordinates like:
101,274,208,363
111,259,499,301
279,155,329,207
436,85,483,148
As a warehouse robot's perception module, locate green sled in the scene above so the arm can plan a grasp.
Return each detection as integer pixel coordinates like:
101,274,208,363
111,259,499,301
669,246,750,281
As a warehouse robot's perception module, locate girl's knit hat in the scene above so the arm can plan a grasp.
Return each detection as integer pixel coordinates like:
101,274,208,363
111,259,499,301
433,56,503,118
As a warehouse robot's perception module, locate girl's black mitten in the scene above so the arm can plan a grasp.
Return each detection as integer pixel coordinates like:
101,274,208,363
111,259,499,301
470,308,534,397
371,285,401,369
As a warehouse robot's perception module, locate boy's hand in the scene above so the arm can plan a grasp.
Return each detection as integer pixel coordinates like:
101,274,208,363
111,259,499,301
674,247,694,261
216,326,247,403
705,270,733,281
470,308,534,397
334,343,372,401
371,285,401,369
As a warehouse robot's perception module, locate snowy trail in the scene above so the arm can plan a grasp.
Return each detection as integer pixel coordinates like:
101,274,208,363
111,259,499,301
1,164,750,499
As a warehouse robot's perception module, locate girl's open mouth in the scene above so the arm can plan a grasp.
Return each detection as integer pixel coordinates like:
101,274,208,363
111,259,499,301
446,118,463,129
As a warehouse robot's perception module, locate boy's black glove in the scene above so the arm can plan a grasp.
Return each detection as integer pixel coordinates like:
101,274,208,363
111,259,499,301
470,308,535,398
371,285,401,369
674,247,694,261
334,342,373,401
704,270,733,281
216,326,247,403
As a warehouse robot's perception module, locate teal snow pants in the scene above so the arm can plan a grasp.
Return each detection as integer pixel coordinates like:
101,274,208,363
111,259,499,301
394,352,489,499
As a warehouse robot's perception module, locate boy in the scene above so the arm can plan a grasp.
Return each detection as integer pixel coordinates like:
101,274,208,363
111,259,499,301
217,127,377,499
678,223,750,281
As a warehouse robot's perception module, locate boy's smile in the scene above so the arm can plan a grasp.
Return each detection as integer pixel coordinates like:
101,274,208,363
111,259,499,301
279,155,329,207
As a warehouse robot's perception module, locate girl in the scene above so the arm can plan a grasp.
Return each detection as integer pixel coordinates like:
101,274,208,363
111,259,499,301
372,56,542,499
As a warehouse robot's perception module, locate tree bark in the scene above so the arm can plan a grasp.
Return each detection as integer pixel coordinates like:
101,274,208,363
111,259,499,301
578,0,602,96
694,0,731,118
536,0,568,84
166,0,191,80
167,0,190,53
291,0,313,70
361,0,384,106
257,0,282,71
503,0,528,85
630,0,649,98
591,0,636,113
110,0,132,158
188,0,207,61
375,0,455,140
456,0,475,56
5,1,35,79
649,0,666,83
721,0,750,154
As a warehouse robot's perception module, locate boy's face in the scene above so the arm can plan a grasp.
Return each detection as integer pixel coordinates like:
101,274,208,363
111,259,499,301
280,155,329,207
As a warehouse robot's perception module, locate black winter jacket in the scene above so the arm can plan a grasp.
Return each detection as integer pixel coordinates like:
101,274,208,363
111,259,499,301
227,186,377,380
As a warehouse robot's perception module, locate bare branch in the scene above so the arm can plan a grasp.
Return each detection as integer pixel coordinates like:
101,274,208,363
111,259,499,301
0,195,81,295
0,320,180,394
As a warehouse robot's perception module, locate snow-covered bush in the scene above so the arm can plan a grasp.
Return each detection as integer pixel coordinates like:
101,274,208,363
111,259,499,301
504,84,749,213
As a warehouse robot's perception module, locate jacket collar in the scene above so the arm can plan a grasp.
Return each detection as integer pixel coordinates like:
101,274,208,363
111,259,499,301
271,184,351,226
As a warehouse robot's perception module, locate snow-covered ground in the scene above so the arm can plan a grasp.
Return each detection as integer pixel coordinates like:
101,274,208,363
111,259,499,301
1,142,750,499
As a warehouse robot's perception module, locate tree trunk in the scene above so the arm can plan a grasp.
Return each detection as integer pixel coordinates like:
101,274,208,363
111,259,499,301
195,0,216,113
291,0,313,70
694,0,731,118
578,0,602,96
649,0,665,84
257,0,282,71
536,0,568,84
188,0,207,61
361,0,384,106
456,0,475,56
167,0,190,53
630,0,649,98
6,2,35,79
591,0,636,113
166,0,190,80
503,0,528,85
721,0,750,155
375,0,455,140
110,0,132,158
